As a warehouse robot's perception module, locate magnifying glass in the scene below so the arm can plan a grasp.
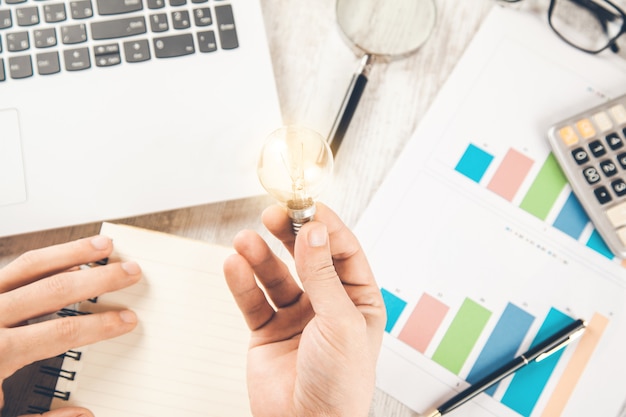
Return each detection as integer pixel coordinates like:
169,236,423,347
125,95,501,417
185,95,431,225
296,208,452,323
328,0,437,156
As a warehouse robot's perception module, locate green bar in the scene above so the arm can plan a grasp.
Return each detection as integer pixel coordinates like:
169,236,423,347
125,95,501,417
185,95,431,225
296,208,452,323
432,298,491,374
519,153,567,220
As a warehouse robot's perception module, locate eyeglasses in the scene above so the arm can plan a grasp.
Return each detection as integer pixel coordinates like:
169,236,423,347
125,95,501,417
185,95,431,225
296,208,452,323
499,0,626,54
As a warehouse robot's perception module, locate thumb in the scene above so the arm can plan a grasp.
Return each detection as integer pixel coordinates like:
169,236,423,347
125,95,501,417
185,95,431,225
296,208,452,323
20,407,94,417
295,221,354,317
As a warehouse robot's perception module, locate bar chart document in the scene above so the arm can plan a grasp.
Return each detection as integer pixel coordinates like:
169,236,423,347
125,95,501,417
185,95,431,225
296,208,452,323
355,6,626,417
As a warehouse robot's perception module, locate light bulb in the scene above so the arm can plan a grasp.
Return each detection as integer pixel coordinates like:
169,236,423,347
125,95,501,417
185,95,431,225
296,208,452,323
257,125,334,234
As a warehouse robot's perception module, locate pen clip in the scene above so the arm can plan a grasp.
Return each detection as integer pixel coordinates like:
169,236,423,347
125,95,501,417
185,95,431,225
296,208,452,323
535,327,586,362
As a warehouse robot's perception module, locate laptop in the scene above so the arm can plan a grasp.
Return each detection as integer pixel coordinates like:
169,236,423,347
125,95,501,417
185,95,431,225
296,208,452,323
0,0,282,237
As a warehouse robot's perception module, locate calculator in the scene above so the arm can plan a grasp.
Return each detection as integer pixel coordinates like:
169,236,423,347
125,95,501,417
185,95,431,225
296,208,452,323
547,94,626,259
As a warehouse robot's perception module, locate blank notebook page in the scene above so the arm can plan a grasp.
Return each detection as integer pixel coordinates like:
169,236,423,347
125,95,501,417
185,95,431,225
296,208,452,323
51,222,251,417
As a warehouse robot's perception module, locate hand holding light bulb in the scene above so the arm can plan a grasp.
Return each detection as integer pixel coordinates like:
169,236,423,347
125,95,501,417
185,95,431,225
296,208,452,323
257,126,334,233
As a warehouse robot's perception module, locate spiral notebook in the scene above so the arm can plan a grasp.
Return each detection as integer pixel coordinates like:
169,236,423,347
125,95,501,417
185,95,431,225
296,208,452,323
28,223,251,416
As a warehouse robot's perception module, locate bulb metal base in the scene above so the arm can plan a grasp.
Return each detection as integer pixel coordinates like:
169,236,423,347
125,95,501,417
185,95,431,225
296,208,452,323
287,202,316,235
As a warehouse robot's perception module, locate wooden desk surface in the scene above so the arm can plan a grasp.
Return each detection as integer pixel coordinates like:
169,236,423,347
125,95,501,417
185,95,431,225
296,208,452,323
0,0,495,415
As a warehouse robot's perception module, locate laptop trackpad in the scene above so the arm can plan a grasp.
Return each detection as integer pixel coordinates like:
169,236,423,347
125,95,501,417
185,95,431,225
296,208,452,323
0,108,27,206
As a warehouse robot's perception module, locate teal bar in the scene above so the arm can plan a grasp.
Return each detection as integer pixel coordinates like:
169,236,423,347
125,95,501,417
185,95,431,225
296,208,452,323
381,288,407,333
500,308,574,417
586,229,614,259
455,144,494,183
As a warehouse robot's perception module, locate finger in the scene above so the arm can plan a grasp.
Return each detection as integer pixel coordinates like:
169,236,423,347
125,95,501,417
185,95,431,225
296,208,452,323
0,261,142,328
0,310,137,379
265,203,377,287
261,205,296,256
20,406,94,417
293,222,356,319
296,220,386,335
223,252,276,331
0,236,113,294
231,229,302,308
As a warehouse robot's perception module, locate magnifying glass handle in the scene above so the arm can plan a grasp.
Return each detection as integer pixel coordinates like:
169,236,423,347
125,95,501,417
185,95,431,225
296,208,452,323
327,54,374,157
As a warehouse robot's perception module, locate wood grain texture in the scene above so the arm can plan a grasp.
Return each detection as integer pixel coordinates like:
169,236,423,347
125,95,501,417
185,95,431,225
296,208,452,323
0,0,494,415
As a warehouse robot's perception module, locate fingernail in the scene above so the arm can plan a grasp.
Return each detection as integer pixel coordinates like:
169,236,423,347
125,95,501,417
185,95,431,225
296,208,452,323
308,224,328,247
119,309,137,324
121,261,141,275
91,235,110,250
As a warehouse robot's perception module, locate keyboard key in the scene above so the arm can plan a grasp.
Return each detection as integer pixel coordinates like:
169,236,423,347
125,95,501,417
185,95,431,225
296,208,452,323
96,0,143,15
91,16,146,40
6,0,27,4
36,51,61,75
16,6,39,26
571,147,589,165
215,5,238,49
6,31,29,52
44,4,67,23
8,55,32,78
192,0,209,3
70,0,94,19
170,0,186,5
94,43,121,66
61,23,87,44
0,59,5,81
607,201,626,227
600,159,618,177
171,10,190,29
0,9,11,29
193,7,211,26
594,186,612,204
150,13,168,32
589,139,607,157
618,152,626,169
153,33,194,58
124,38,150,62
611,179,626,197
583,166,601,184
63,47,90,70
147,0,165,9
34,28,57,48
197,30,216,52
606,132,624,150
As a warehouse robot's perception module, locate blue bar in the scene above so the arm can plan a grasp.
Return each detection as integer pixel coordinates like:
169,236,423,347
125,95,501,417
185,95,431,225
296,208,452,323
455,144,494,183
586,229,614,259
465,303,534,396
501,308,574,417
552,192,589,239
381,288,407,333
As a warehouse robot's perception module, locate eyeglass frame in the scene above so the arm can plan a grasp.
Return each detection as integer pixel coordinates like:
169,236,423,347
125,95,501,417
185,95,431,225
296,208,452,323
501,0,626,54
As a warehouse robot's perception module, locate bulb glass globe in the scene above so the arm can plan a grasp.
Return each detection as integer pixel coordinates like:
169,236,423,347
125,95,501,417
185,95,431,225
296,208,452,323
258,126,334,232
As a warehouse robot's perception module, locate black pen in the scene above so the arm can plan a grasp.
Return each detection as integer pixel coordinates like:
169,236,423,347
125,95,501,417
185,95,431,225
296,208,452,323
423,318,587,417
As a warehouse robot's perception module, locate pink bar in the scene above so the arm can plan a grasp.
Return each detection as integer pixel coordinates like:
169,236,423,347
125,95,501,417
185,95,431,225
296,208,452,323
487,148,534,201
398,293,449,353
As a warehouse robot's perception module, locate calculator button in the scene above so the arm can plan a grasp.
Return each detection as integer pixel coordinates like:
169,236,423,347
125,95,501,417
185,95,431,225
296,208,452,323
618,228,626,246
583,166,601,184
606,132,624,150
611,179,626,196
610,104,626,125
593,111,613,132
571,147,589,165
558,126,579,146
600,159,619,177
607,200,626,227
589,140,607,157
617,152,626,169
576,118,596,139
594,186,612,204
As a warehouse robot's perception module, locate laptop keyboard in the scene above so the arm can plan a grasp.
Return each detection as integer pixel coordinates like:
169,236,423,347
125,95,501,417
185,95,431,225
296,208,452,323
0,0,239,81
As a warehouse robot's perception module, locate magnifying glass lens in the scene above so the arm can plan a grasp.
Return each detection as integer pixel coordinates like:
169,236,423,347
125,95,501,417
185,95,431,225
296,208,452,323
336,0,437,57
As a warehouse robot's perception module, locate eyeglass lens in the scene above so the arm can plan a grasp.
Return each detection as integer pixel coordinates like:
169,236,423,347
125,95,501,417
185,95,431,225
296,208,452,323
550,0,624,52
